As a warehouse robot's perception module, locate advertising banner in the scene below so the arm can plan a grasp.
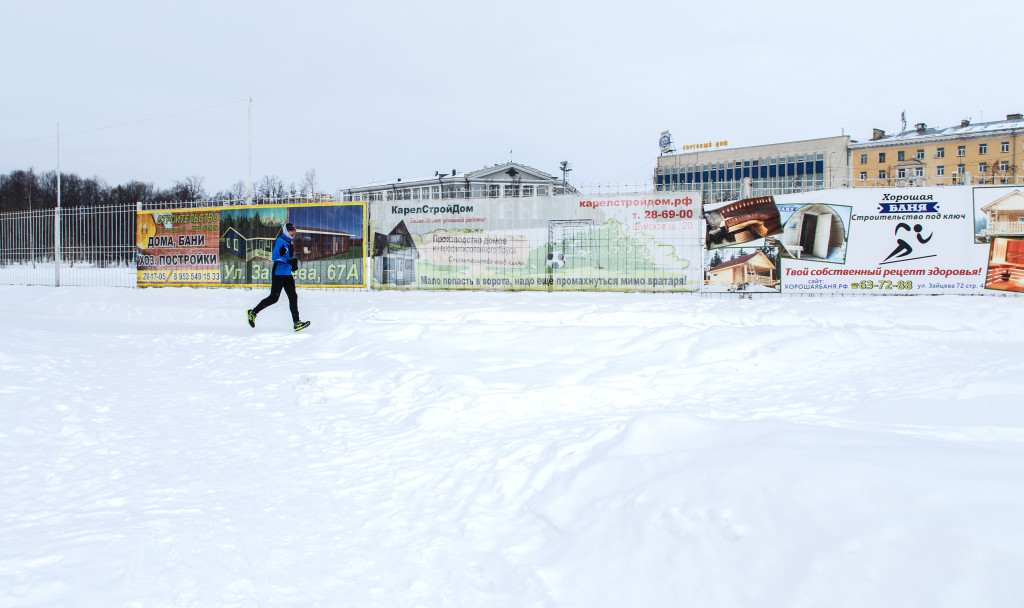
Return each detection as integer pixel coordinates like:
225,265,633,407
136,209,221,285
136,202,366,288
369,193,703,292
702,186,1017,295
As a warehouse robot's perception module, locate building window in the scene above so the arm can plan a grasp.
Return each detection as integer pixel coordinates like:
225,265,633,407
1000,161,1010,172
860,171,867,181
860,153,867,164
979,162,988,173
1002,141,1011,153
898,151,905,161
897,168,906,178
878,170,887,179
937,166,945,176
979,143,988,154
879,152,886,162
915,167,924,177
957,164,965,174
936,147,945,158
916,149,925,160
957,145,966,157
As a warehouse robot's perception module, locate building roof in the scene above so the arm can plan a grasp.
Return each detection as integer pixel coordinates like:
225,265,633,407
709,251,775,272
658,135,850,164
464,162,556,181
981,189,1024,213
851,115,1024,148
292,225,355,238
343,162,560,191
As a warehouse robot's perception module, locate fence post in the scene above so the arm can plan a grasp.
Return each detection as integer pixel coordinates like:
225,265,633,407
55,202,61,287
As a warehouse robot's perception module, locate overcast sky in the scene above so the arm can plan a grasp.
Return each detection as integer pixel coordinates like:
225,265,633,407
2,0,1021,196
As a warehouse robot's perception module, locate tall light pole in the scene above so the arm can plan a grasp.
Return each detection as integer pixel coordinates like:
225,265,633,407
55,122,61,286
28,175,35,269
247,97,253,204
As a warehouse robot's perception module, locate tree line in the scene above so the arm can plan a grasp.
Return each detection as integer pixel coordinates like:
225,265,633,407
0,168,322,212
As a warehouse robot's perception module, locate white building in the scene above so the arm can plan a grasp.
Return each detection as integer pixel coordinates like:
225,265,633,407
339,162,577,202
656,135,851,203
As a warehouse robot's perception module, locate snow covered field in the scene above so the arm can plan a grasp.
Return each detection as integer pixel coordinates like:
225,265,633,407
2,286,1024,607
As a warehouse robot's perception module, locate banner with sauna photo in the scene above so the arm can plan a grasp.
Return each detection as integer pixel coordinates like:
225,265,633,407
974,185,1024,293
702,187,999,295
369,194,703,292
704,196,784,293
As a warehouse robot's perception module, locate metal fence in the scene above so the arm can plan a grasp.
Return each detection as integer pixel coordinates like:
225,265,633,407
0,204,137,287
0,197,356,288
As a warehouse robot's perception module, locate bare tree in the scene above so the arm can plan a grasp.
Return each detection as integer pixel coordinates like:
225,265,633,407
229,180,248,201
213,180,248,202
300,168,319,198
257,175,286,200
111,180,155,205
0,169,37,211
173,176,206,202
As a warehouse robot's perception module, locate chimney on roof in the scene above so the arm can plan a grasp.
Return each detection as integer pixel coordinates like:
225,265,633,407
1008,113,1023,120
915,123,927,133
872,128,886,140
961,119,971,127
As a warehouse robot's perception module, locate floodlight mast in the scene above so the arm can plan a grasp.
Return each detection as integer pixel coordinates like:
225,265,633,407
247,97,253,204
55,123,61,286
559,161,572,185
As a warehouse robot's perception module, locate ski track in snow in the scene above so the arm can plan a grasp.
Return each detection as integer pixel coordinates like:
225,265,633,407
2,286,1024,607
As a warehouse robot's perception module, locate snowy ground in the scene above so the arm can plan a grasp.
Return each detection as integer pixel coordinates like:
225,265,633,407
2,286,1024,607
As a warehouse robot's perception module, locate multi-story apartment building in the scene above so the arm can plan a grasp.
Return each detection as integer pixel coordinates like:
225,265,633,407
849,114,1024,187
655,136,851,203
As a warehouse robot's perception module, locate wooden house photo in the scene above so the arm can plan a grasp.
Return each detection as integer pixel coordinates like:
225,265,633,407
292,226,358,262
220,226,276,263
980,189,1024,241
706,250,778,291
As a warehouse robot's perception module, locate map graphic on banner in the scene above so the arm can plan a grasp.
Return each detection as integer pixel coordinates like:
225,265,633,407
702,186,1009,295
369,194,703,292
137,202,366,288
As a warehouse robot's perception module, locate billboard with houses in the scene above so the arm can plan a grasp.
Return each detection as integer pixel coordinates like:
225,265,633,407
367,193,704,292
703,186,1014,295
137,202,366,288
133,187,1019,296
